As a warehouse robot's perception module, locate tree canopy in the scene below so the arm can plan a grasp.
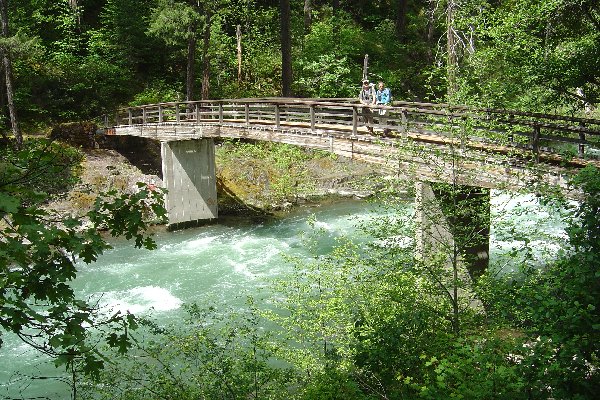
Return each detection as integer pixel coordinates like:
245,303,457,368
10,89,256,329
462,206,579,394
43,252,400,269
0,0,595,133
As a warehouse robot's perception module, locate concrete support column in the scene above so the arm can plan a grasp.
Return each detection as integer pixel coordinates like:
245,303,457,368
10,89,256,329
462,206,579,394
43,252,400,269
161,139,218,226
414,181,455,265
414,181,490,281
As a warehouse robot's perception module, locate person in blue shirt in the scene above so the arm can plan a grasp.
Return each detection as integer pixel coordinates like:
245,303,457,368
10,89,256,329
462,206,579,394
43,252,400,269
376,81,391,106
376,81,392,135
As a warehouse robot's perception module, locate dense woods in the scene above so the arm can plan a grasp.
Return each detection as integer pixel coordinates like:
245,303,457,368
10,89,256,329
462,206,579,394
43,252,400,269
1,0,600,399
0,0,596,133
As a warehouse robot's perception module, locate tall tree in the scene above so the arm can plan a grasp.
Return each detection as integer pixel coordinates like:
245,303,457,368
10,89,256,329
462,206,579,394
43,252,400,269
395,0,408,38
236,24,242,84
186,15,198,101
444,0,600,110
304,0,312,34
200,9,211,100
426,0,436,64
0,0,21,148
332,0,340,42
446,0,458,97
280,0,292,97
148,0,213,101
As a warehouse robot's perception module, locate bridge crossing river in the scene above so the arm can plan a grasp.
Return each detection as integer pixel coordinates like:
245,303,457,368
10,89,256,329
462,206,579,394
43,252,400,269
103,97,600,278
104,98,600,225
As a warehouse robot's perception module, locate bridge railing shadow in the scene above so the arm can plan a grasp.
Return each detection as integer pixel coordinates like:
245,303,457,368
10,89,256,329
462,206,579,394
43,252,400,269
106,98,600,164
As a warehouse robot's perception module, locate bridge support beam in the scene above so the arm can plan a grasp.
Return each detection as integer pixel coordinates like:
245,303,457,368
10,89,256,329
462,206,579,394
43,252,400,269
415,181,490,282
161,139,218,226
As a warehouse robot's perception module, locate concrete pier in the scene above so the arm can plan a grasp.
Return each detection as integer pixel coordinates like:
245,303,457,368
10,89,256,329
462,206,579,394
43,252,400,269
161,139,218,225
414,181,490,281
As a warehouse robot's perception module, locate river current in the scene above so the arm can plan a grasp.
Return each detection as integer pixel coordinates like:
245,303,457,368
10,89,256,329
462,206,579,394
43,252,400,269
0,193,570,398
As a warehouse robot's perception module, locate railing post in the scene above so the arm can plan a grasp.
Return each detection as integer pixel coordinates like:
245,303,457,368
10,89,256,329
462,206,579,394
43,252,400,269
245,103,250,125
175,103,180,123
219,102,224,123
142,107,146,125
532,124,540,162
579,132,585,158
310,104,315,131
579,127,586,158
352,106,358,137
508,114,514,143
401,109,408,139
158,105,164,123
275,104,280,129
195,103,200,122
460,116,467,150
128,108,132,125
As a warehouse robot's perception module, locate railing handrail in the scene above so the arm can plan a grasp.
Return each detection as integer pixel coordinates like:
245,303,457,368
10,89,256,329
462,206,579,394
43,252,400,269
113,98,600,137
117,98,600,125
102,98,600,194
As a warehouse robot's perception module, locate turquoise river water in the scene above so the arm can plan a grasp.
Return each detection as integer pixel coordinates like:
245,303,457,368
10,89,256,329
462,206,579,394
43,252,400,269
0,193,570,398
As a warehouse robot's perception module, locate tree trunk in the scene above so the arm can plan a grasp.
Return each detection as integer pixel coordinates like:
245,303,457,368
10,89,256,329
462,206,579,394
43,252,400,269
0,0,21,148
201,12,211,100
332,0,340,43
395,0,408,38
236,25,242,85
280,0,292,97
426,0,435,64
186,25,197,102
304,0,312,34
446,0,458,98
68,0,81,28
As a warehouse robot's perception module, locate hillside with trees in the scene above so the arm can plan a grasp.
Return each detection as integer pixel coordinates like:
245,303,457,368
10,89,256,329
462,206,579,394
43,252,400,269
0,0,596,134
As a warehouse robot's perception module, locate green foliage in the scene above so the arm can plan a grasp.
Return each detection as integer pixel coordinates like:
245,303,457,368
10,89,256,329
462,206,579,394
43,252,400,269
455,0,600,111
413,335,527,400
148,0,203,44
294,53,355,98
77,166,600,399
261,201,447,397
478,166,600,398
82,303,294,399
129,80,183,106
1,0,599,396
0,138,167,378
0,138,84,199
293,15,363,97
216,140,321,208
0,0,596,127
299,368,373,400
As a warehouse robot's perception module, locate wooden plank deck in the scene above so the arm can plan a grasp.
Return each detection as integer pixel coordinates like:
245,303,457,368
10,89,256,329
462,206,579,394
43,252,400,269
104,98,600,196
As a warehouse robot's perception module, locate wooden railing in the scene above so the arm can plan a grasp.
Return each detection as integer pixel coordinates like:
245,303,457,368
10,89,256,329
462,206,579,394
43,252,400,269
106,98,600,162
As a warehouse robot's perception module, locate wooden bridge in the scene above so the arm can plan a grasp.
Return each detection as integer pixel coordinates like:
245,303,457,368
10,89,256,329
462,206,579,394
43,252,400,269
104,97,600,224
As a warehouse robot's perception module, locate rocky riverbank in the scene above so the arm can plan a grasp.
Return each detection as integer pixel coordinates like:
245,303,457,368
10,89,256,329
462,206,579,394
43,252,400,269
48,125,386,219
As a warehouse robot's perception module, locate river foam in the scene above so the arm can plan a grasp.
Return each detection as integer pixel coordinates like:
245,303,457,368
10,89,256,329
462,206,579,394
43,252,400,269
94,286,183,315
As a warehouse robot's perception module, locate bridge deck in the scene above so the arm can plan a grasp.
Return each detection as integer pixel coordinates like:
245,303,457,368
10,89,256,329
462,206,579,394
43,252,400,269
105,99,600,195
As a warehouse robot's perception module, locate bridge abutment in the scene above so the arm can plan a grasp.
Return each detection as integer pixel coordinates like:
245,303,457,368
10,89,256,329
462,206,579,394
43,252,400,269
415,181,490,281
161,139,218,226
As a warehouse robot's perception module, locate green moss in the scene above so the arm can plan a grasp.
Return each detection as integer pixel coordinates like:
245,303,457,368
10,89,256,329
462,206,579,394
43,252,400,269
69,191,97,213
216,140,332,210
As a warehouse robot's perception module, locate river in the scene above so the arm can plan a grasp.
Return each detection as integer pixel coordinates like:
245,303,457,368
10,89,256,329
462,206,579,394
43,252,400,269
0,193,570,398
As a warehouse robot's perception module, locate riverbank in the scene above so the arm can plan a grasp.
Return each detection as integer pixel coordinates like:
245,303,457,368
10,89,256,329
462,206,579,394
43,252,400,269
47,135,387,221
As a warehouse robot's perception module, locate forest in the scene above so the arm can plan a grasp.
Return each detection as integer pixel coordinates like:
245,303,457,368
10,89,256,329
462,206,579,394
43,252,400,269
0,0,599,399
0,0,598,134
